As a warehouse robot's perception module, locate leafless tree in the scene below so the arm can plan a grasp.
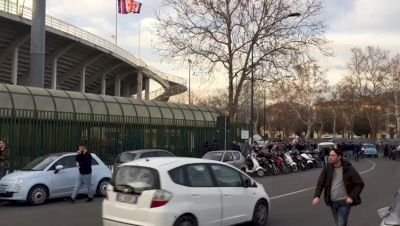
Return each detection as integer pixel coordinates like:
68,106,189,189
343,46,388,138
154,0,328,118
270,60,328,138
384,54,400,137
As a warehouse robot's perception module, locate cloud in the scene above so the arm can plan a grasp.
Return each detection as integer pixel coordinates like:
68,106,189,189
328,0,400,33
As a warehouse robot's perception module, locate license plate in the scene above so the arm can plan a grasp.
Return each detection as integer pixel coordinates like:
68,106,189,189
116,193,138,204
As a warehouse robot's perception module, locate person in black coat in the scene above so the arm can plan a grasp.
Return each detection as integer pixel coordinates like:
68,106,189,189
312,149,364,226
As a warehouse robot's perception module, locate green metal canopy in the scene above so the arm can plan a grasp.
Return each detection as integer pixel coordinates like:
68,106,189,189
0,84,218,124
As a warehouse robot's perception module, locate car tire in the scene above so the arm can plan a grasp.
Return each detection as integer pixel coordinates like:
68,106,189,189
256,169,265,177
173,214,198,226
27,185,48,205
250,199,269,226
96,178,110,197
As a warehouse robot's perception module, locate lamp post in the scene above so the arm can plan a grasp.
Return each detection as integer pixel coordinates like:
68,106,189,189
188,59,192,105
249,12,300,144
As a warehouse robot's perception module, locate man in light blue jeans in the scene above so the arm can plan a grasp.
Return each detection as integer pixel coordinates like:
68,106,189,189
312,149,364,226
69,143,93,203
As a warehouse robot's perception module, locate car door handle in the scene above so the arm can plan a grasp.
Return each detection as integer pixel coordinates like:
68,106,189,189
223,194,232,197
191,194,200,197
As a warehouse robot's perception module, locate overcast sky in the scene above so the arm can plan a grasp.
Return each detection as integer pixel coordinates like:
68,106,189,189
22,0,400,93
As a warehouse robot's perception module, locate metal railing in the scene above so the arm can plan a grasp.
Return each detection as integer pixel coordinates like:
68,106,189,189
0,0,186,86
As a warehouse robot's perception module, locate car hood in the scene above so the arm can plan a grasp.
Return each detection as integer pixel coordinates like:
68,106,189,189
1,170,44,181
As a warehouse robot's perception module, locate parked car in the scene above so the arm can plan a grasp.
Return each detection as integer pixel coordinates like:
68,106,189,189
362,143,378,158
378,188,400,226
316,142,336,152
103,157,270,226
113,149,175,171
0,152,111,205
202,150,246,170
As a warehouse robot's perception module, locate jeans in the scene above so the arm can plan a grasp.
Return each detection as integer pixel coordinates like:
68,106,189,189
330,200,351,226
71,174,93,200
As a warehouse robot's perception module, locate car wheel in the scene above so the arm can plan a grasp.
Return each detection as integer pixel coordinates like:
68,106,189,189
250,199,269,226
27,185,48,205
173,214,198,226
96,178,110,197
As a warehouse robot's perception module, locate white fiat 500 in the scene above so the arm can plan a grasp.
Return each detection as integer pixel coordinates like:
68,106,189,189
102,157,270,226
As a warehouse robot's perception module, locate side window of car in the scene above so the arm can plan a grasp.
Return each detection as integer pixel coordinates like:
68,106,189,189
141,152,157,158
157,151,174,157
223,152,234,162
232,152,241,161
54,155,76,169
169,167,186,186
210,164,243,187
91,158,99,165
186,164,214,187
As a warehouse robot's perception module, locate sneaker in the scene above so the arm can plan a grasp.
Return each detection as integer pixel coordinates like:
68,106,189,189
86,198,93,202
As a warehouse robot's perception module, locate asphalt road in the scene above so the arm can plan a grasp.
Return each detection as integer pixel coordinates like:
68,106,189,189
1,157,399,226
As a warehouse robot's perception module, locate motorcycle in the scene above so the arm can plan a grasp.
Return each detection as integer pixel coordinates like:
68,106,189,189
283,151,298,172
244,152,266,177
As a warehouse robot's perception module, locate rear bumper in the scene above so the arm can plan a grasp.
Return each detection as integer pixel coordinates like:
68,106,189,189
102,199,177,226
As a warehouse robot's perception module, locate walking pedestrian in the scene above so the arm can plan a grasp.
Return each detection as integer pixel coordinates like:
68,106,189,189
69,143,94,203
312,149,364,226
0,139,10,179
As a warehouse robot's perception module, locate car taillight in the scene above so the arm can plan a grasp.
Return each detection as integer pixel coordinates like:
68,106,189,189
150,189,173,208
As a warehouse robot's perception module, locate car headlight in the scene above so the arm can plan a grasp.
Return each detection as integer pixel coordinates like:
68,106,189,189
15,178,24,185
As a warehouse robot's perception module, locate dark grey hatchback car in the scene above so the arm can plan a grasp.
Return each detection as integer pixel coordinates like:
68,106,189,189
113,149,175,171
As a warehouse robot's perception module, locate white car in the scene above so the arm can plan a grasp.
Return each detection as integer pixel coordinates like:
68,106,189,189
0,152,112,205
102,157,270,226
378,188,400,226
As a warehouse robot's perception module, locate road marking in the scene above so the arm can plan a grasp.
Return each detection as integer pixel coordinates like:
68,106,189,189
270,159,375,200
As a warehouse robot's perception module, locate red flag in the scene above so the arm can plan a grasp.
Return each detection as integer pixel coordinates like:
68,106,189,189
118,0,142,14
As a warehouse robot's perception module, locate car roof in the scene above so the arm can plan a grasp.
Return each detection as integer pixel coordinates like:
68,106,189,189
207,150,239,153
120,157,225,170
318,142,335,146
122,149,171,154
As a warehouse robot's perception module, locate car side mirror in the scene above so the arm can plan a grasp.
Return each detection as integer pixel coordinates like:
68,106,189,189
54,165,64,174
244,179,253,188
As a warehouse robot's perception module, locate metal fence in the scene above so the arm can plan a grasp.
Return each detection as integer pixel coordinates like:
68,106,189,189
0,108,218,169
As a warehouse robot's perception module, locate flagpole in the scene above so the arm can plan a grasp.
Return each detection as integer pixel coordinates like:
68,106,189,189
115,0,118,45
138,20,141,59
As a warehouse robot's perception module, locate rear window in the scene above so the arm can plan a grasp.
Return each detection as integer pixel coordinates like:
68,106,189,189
157,151,175,157
113,166,160,193
116,153,136,163
203,152,224,161
363,144,375,148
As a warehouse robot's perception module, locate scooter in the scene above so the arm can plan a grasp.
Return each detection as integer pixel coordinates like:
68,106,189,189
245,152,266,177
300,152,315,169
378,189,400,226
284,151,298,172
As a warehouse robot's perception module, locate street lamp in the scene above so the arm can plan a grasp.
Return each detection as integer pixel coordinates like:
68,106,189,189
249,12,300,144
188,59,192,105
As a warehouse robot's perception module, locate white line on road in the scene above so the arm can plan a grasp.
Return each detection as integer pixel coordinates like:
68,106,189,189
270,159,375,200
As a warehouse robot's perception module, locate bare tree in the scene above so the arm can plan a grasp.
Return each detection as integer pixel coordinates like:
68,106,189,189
343,46,388,138
384,54,400,137
155,0,328,117
271,60,328,138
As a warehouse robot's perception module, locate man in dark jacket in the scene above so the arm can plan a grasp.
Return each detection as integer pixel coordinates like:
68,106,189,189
0,139,9,179
312,148,364,226
69,143,93,203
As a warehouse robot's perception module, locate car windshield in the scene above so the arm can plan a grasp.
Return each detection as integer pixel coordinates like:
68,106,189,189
203,152,224,161
113,166,160,194
21,154,60,171
363,144,375,148
116,152,136,163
